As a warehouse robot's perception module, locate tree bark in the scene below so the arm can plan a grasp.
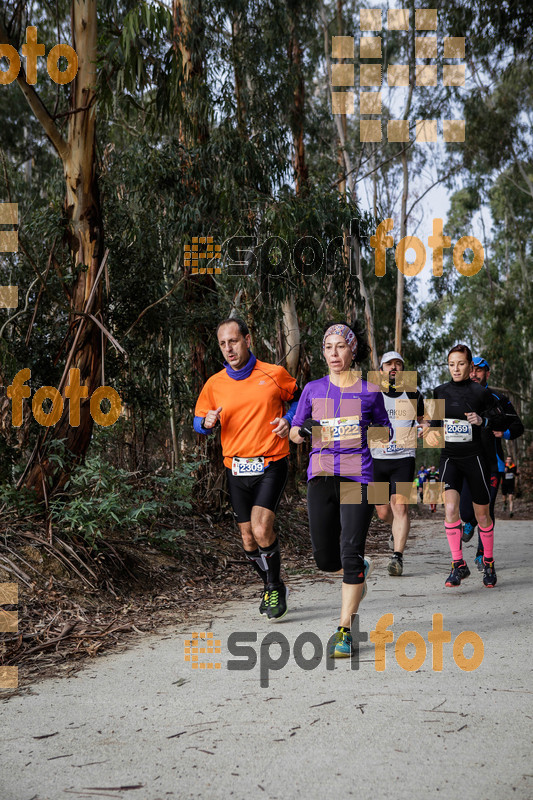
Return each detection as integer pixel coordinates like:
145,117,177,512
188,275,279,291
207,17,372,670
395,147,408,352
352,236,378,369
168,335,179,468
172,0,214,395
282,3,309,376
2,1,104,496
289,13,308,196
320,0,378,358
319,0,357,198
281,296,300,377
394,6,415,353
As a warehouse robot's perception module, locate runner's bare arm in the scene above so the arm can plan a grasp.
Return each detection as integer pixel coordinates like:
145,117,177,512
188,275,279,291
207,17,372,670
289,426,305,444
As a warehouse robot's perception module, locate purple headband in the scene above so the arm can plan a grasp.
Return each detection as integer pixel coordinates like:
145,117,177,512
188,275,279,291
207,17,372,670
322,324,358,357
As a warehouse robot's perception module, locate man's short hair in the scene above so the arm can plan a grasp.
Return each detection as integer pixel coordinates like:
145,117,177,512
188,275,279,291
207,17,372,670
216,317,250,337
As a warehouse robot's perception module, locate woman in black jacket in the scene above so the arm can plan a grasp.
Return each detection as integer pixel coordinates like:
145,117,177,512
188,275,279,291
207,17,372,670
423,344,506,589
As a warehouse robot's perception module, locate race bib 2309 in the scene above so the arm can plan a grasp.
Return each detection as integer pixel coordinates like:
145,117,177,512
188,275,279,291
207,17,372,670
232,456,265,476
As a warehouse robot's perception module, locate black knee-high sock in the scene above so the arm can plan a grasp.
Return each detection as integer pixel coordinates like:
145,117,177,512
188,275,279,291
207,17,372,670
258,538,282,586
244,548,267,585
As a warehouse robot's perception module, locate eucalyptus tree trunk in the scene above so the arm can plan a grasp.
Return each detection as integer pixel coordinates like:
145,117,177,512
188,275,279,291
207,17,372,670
168,335,179,468
394,1,415,353
395,148,409,352
282,4,308,377
173,0,213,394
320,0,378,362
281,297,301,376
1,1,103,496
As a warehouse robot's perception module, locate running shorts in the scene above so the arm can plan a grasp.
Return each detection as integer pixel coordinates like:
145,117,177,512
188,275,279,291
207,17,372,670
226,457,288,523
372,456,416,501
501,478,515,496
439,454,490,505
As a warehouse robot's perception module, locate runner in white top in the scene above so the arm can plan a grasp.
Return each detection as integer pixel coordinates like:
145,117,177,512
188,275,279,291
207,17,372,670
371,352,424,576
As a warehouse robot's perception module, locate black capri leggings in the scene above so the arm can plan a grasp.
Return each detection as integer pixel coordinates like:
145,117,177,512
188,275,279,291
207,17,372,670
307,477,374,584
460,473,500,526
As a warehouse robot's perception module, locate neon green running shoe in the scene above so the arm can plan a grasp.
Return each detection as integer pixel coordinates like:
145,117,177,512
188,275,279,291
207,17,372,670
328,629,353,658
259,587,269,616
267,584,289,621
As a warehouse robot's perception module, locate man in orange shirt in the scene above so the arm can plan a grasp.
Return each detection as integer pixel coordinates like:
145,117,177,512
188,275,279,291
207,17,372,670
194,318,299,620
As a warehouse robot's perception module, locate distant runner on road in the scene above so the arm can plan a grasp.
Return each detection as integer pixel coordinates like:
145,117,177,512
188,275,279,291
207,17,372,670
427,465,440,513
194,317,299,621
502,456,518,517
417,465,429,502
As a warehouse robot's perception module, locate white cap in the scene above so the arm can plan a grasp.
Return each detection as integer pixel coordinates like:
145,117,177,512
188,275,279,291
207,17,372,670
379,351,404,368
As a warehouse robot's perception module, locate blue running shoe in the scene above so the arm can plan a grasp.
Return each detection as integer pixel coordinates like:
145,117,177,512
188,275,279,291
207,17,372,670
482,559,497,587
475,554,484,571
361,557,373,601
445,559,470,587
462,521,475,542
328,629,353,658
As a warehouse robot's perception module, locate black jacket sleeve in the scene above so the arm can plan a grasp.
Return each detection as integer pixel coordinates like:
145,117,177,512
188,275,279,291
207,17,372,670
499,393,524,439
416,389,425,417
481,387,507,431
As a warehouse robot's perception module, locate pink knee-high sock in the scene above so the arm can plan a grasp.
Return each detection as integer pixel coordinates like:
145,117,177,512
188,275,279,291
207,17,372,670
478,522,494,560
445,520,463,562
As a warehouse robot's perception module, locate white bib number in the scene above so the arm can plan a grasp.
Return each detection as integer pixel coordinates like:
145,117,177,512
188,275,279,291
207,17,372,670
232,456,265,476
444,418,472,443
320,417,361,443
385,442,401,454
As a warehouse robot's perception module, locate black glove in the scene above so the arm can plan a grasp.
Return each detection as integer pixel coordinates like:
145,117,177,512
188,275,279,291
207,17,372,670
298,417,320,438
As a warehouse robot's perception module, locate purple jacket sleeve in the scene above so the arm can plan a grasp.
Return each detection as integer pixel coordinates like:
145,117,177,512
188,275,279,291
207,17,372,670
291,384,312,430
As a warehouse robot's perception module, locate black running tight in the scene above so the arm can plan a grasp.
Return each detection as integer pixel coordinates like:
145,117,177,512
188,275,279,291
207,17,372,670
306,477,374,584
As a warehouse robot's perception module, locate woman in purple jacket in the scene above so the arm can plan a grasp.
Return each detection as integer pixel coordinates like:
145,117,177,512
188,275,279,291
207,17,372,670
290,322,391,658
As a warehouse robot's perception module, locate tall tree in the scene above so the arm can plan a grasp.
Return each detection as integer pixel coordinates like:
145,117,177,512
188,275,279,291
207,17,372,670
1,1,104,495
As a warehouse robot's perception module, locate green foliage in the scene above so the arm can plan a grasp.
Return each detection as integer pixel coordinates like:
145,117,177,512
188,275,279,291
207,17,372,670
0,482,41,517
49,458,197,549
